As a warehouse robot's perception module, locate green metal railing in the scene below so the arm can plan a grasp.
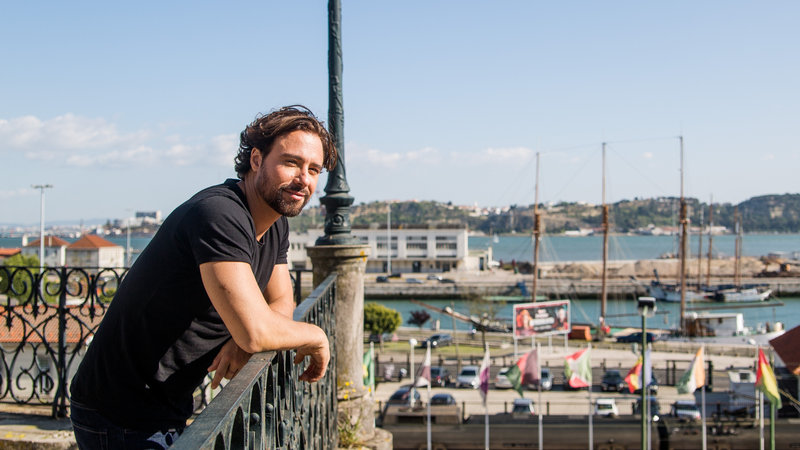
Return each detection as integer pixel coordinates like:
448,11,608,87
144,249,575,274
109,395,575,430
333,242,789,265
173,274,338,450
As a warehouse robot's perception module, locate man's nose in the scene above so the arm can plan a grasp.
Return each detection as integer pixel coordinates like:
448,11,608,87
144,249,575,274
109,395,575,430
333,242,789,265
295,167,312,187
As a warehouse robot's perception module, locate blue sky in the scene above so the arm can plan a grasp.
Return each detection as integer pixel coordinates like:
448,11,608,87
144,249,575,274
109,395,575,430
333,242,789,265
1,1,798,224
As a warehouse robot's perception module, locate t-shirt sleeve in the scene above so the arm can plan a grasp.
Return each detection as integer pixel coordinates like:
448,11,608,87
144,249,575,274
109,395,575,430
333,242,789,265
180,196,255,265
276,216,289,265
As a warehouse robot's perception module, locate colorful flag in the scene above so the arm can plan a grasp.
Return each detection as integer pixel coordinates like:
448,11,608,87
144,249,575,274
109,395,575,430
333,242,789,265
755,348,782,409
412,345,432,388
564,347,592,388
506,349,541,398
479,346,491,406
362,345,374,389
676,347,705,394
625,356,643,393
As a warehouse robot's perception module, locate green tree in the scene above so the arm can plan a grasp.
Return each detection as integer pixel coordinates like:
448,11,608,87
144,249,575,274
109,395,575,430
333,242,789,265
364,302,401,351
0,253,45,303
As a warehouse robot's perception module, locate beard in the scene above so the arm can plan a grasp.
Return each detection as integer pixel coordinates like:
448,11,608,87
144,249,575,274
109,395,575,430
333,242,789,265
256,173,311,217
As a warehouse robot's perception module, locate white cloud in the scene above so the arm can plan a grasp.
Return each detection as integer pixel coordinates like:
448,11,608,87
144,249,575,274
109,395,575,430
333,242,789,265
762,154,775,161
643,152,654,159
0,114,238,169
0,188,31,199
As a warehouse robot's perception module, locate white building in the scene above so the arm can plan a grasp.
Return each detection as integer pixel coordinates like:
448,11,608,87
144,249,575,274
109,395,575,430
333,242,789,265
22,236,70,266
66,235,125,268
288,224,491,274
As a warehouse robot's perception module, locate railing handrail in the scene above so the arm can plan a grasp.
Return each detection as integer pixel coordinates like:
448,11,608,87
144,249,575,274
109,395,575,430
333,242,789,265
173,273,338,450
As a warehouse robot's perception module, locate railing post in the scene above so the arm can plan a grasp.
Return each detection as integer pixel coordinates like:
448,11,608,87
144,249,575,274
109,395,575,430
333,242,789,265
52,267,68,418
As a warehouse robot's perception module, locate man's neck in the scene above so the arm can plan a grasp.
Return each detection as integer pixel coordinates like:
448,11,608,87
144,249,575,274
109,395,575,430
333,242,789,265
237,178,281,241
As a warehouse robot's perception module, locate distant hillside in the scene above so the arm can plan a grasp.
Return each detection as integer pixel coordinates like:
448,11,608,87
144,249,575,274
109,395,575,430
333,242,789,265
287,194,800,234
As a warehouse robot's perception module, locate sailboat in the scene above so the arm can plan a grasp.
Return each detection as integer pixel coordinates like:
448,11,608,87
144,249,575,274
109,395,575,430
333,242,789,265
709,206,772,302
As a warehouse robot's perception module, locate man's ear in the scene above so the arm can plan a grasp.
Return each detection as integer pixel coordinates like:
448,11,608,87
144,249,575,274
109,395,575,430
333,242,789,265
250,148,262,171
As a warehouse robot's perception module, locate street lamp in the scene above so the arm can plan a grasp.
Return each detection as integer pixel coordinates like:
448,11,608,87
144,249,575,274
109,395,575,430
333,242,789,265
409,338,418,406
638,297,656,450
31,185,53,269
126,208,133,267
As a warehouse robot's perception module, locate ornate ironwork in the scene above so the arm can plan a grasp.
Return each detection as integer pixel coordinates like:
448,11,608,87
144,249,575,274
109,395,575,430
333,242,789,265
0,265,126,417
174,273,338,450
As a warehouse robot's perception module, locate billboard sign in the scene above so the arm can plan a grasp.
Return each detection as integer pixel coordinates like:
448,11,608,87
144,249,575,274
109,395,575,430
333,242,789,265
513,300,571,338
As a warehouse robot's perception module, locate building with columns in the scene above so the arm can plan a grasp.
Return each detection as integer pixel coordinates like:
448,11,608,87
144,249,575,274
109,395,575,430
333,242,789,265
288,224,492,274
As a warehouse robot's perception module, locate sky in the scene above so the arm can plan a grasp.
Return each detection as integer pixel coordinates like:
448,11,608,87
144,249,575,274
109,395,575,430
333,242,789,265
1,1,799,225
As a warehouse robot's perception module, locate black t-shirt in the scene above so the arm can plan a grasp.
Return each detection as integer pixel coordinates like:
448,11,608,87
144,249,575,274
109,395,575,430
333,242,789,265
70,179,289,431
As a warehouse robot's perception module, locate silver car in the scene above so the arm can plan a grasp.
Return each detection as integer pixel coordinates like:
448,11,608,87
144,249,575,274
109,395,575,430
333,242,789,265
494,367,513,389
455,366,480,389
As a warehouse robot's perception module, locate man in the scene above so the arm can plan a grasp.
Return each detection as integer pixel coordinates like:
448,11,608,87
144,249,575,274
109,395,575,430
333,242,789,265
69,106,335,449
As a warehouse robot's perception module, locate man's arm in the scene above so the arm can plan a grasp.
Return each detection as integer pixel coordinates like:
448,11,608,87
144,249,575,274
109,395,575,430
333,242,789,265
262,264,295,319
200,261,329,383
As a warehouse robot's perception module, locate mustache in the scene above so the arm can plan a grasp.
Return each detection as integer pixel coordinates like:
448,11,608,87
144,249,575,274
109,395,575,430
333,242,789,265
280,183,310,197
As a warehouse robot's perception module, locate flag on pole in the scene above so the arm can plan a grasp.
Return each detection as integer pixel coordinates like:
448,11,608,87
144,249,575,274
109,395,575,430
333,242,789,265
363,345,374,390
412,345,432,388
676,347,705,394
643,349,652,389
564,346,592,388
506,348,540,398
479,346,491,406
755,348,782,409
625,356,643,393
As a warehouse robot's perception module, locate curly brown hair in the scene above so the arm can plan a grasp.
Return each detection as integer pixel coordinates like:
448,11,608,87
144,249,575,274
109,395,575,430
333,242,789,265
234,105,337,178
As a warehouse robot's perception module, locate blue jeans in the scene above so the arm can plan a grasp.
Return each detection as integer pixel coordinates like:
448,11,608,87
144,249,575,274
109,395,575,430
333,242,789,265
70,401,183,450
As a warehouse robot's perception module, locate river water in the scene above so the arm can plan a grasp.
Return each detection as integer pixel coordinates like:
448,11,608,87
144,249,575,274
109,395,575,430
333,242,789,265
3,234,799,331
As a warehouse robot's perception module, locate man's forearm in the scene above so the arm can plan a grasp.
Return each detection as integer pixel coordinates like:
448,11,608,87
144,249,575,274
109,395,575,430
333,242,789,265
268,297,295,319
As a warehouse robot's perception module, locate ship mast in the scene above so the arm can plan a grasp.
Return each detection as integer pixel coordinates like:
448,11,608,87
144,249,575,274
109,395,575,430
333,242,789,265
734,205,741,286
531,152,541,303
679,136,688,334
600,142,609,334
706,195,714,286
697,207,704,288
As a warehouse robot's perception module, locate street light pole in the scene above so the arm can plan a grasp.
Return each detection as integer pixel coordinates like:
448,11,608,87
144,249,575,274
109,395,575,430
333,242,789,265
31,184,53,269
316,0,360,246
126,208,133,267
409,338,418,406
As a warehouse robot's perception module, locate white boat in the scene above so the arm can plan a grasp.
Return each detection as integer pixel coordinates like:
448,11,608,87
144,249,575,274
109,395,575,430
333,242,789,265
713,287,772,302
646,283,711,303
667,311,785,345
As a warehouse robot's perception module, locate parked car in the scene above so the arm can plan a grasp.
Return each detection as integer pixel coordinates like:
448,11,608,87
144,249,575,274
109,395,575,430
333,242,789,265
376,276,389,283
456,366,480,389
600,370,626,392
430,393,457,406
427,275,443,281
594,398,619,417
421,334,453,348
511,398,535,417
633,375,659,395
406,278,423,284
671,400,701,421
539,368,554,391
633,397,661,421
430,367,453,387
388,273,402,278
616,332,657,344
386,387,421,406
494,368,513,389
440,278,456,284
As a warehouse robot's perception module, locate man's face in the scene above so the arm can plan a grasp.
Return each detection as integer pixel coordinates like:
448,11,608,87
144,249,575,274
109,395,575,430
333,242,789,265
253,130,324,217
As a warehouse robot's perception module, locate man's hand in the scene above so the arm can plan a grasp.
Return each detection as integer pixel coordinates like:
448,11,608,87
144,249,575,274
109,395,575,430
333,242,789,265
293,327,330,383
208,339,253,389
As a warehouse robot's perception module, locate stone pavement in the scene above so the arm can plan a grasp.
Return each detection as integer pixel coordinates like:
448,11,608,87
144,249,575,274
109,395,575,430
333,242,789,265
0,405,75,450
